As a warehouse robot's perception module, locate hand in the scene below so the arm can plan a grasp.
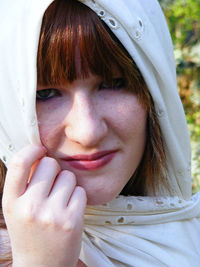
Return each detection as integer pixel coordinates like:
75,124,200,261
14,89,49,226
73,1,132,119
2,144,87,267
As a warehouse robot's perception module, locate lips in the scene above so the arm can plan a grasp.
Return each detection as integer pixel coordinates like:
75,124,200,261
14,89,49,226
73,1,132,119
61,150,117,170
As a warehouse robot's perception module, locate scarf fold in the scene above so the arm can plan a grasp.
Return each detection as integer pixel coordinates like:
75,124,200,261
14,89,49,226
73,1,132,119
80,193,200,266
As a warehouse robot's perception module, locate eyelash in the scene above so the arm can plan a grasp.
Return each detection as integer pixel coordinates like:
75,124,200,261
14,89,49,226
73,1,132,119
99,78,126,90
36,78,126,101
36,89,61,102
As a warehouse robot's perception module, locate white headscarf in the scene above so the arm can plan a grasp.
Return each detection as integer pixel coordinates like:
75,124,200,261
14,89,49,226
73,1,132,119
0,0,200,266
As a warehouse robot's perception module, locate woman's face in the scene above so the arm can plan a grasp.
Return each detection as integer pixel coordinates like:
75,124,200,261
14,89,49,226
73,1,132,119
36,67,147,205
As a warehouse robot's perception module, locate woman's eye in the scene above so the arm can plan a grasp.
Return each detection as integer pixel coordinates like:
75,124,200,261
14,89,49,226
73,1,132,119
99,78,126,90
36,89,60,101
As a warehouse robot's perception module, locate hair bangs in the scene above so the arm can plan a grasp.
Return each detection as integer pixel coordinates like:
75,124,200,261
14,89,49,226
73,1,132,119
37,0,145,94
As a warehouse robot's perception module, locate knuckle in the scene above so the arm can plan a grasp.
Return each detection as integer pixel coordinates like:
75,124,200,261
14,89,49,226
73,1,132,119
63,220,78,233
39,214,54,228
39,211,64,230
76,186,87,201
20,201,42,224
41,157,60,171
22,209,37,224
60,170,76,183
76,186,86,195
62,170,76,178
21,211,36,224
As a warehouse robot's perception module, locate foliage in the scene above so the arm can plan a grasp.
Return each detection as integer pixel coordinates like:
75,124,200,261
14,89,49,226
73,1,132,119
160,0,200,47
159,0,200,193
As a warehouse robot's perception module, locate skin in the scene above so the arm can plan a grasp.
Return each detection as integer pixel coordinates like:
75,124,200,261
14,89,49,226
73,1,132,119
2,69,147,266
3,145,86,267
37,72,147,205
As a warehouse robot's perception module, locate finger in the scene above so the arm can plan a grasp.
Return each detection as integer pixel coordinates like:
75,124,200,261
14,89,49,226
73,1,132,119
4,144,47,200
48,170,77,207
26,157,60,199
67,187,87,222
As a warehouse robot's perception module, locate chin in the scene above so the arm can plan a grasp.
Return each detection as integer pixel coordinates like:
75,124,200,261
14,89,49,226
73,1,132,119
85,190,119,206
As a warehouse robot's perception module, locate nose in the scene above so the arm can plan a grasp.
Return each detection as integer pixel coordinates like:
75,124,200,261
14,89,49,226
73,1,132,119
64,93,108,147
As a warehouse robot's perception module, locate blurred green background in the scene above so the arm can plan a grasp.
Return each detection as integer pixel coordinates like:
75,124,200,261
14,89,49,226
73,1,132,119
159,0,200,193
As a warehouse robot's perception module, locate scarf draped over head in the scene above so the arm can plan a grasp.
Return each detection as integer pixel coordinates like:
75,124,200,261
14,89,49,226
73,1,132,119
0,0,200,266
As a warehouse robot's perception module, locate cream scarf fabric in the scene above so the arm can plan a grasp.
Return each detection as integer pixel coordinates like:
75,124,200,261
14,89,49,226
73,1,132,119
81,193,200,266
0,0,200,266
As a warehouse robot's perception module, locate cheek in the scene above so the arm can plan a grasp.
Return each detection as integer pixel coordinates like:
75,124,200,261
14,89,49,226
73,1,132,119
105,95,147,140
36,103,66,150
38,123,62,150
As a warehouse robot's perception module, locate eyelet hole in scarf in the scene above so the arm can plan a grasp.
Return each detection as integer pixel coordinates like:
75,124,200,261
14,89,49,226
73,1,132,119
98,10,105,17
8,144,14,151
156,201,164,205
156,107,165,117
135,30,141,39
109,19,116,27
118,217,124,223
127,204,133,210
139,19,143,27
137,197,144,201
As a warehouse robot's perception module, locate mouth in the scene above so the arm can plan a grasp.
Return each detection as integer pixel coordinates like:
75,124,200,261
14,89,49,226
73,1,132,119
61,150,117,170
